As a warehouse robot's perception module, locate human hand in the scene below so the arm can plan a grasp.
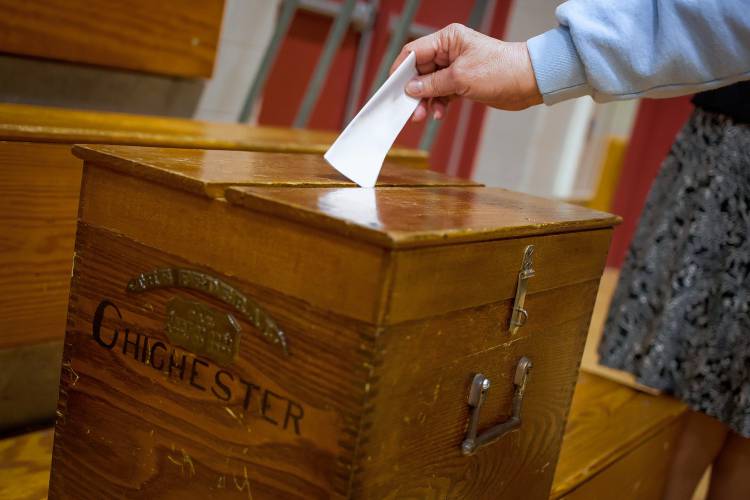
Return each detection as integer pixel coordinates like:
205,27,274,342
390,23,542,121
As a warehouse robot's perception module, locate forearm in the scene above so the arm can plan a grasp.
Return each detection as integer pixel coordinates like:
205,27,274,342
527,0,750,104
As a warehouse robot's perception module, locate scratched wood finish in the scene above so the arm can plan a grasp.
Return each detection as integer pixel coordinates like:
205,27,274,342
50,147,618,498
0,378,689,499
0,103,428,168
0,1,224,78
50,224,377,498
355,280,601,498
0,428,53,500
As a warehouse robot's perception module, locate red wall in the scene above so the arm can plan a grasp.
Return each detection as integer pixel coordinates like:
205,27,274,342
258,0,513,176
607,96,695,267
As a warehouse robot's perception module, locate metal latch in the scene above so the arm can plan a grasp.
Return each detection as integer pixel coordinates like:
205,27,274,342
509,245,535,335
461,357,533,455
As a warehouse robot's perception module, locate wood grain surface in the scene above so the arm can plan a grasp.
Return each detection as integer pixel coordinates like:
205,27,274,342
226,186,620,248
71,144,473,199
79,165,390,324
51,224,380,498
0,103,428,168
0,428,52,500
559,418,682,500
0,375,690,499
0,142,81,350
356,280,600,498
551,372,686,499
48,147,620,497
0,0,224,78
78,164,612,326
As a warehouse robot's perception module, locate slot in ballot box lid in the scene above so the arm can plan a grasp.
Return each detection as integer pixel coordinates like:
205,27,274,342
72,144,476,198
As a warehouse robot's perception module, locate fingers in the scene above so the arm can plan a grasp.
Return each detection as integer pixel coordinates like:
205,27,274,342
390,31,440,75
406,67,457,98
431,97,449,120
411,101,428,122
411,97,451,123
390,23,465,75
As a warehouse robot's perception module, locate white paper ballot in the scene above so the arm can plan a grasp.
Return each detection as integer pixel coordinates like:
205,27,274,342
324,52,420,188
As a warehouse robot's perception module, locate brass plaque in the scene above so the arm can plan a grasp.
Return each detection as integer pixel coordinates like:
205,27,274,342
127,268,287,354
166,297,241,367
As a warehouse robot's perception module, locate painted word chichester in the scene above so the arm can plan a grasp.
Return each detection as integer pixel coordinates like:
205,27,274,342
91,299,305,436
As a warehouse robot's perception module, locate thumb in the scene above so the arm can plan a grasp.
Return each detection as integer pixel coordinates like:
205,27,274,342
406,68,457,98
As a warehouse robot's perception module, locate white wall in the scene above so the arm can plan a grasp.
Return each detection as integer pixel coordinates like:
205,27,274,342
194,0,281,122
472,0,637,200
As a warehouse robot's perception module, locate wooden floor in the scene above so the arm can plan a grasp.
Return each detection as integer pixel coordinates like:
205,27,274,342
0,269,692,499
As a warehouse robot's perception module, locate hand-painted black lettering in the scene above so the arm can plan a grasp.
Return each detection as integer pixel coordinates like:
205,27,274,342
149,341,167,371
92,300,121,349
189,358,208,391
140,335,150,363
261,390,282,426
211,369,234,401
240,378,260,412
283,400,304,436
168,351,187,380
122,330,142,359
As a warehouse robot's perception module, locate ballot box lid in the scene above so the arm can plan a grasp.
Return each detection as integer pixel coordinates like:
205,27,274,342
225,186,621,249
0,103,427,165
72,144,476,198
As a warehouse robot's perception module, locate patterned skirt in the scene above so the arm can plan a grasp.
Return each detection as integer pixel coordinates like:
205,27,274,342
599,108,750,437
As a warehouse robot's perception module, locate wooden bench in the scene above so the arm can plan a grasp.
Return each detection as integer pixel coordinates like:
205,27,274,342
0,103,428,432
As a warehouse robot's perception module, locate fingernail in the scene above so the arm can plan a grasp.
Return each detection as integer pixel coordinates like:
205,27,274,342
406,79,423,96
433,109,443,120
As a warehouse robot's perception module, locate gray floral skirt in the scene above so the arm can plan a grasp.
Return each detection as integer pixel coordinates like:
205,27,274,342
599,108,750,437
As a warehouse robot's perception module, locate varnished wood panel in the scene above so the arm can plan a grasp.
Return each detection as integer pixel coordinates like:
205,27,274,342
386,229,612,324
50,223,380,499
0,428,53,500
79,165,389,324
0,0,224,78
559,418,682,500
355,281,600,499
0,142,81,350
71,144,474,198
0,103,429,168
226,186,620,248
550,373,686,499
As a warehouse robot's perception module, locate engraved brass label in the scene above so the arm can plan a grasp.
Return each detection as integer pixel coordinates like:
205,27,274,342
166,297,240,367
127,268,288,355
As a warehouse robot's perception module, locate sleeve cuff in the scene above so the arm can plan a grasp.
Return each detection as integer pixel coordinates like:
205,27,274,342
527,26,592,105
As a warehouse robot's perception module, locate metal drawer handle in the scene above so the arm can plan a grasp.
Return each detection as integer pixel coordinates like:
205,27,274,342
461,357,533,456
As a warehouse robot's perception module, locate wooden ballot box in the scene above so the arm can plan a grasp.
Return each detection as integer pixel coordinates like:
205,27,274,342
49,145,618,499
0,103,427,432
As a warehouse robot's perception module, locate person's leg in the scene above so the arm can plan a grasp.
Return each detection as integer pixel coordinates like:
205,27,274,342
662,409,729,500
706,432,750,500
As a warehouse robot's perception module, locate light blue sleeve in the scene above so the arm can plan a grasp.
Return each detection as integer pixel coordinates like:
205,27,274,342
526,0,750,104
